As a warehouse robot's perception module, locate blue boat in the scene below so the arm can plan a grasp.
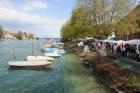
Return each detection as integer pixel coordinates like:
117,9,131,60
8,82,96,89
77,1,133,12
41,48,58,53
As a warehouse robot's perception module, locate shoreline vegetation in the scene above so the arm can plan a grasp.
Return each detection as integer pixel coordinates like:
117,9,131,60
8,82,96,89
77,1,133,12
65,41,140,93
61,1,140,92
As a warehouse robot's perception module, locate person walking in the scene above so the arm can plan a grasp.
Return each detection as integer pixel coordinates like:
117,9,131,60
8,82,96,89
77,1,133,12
113,44,117,55
122,45,126,57
136,47,140,62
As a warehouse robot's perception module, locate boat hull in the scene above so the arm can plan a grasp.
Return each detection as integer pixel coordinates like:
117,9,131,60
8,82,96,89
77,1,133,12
8,61,52,67
44,53,61,57
26,56,54,61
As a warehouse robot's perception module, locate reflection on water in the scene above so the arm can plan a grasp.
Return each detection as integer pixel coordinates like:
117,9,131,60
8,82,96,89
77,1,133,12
8,66,53,71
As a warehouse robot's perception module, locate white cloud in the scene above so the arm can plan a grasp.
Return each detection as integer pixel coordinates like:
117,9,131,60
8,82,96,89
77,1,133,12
0,0,67,38
0,0,13,9
0,6,66,37
21,0,48,11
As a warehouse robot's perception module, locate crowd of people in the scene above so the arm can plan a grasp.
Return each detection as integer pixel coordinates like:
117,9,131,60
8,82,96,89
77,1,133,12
78,39,140,62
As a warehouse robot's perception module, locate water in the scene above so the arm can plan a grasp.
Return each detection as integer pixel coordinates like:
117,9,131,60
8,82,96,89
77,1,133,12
0,39,107,93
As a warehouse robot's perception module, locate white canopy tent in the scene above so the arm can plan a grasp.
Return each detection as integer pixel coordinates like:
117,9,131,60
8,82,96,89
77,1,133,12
125,39,140,45
103,40,125,45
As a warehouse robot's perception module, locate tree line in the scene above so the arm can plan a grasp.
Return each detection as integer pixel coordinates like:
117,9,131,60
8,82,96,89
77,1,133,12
61,0,140,41
0,25,34,40
14,31,34,40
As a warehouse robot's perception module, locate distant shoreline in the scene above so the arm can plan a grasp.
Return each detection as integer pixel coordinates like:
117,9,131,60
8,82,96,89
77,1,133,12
0,38,61,40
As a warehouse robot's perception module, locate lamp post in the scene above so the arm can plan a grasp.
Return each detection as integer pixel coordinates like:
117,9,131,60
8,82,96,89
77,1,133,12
126,32,129,41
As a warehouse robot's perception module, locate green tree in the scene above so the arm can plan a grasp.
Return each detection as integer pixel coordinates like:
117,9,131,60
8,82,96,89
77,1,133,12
61,0,137,40
79,0,136,39
14,31,23,40
115,4,140,39
61,6,93,40
0,26,4,38
28,34,34,39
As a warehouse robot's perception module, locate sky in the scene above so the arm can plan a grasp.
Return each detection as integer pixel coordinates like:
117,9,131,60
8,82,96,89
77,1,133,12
0,0,76,38
0,0,140,38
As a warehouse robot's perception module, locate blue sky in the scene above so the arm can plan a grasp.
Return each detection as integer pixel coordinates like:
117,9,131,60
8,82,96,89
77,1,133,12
0,0,76,38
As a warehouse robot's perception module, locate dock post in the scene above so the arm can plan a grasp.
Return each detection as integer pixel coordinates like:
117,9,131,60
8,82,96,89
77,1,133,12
32,40,34,56
13,38,16,61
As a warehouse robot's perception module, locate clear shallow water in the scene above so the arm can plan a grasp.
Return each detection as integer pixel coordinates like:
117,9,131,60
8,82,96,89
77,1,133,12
0,40,107,93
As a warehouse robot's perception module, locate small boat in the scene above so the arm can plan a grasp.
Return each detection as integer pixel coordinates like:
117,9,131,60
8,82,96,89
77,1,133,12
43,44,52,48
44,52,61,57
8,61,52,67
57,49,66,54
41,47,47,52
26,56,54,61
41,44,52,52
58,43,64,48
41,48,58,52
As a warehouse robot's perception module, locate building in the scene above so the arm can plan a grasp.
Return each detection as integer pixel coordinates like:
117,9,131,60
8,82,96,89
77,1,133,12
3,31,15,39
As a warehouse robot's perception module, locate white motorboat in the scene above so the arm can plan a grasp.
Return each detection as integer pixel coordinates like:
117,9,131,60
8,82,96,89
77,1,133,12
26,56,54,61
44,52,61,57
8,61,52,67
